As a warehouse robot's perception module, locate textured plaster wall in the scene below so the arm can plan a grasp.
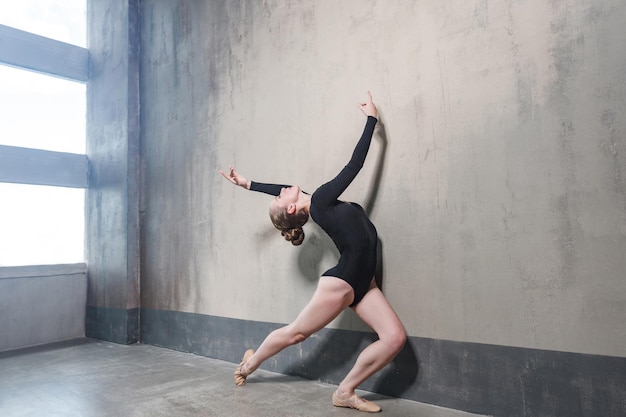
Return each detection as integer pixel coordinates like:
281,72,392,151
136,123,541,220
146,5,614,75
140,0,626,358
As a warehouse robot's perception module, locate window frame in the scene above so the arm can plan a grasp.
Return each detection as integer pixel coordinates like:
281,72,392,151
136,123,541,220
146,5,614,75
0,23,89,266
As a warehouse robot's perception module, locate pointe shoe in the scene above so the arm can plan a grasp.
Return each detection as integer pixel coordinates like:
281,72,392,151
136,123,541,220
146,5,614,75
234,349,254,386
332,390,382,413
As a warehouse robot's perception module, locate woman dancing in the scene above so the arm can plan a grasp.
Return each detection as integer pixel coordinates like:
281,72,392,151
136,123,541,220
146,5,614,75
220,92,406,413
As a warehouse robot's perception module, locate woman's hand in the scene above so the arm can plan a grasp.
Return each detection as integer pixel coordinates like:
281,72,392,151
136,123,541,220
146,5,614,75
219,166,250,189
358,91,378,119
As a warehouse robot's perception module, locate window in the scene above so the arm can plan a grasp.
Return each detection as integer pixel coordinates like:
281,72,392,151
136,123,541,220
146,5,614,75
0,0,86,47
0,0,86,267
0,65,86,154
0,184,85,266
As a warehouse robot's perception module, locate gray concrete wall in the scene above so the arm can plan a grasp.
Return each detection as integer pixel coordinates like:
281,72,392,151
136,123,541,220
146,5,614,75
140,0,626,358
86,0,141,343
0,264,87,352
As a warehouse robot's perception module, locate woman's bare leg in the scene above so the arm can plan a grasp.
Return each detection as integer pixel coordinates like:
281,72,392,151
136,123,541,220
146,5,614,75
337,279,406,397
242,276,354,374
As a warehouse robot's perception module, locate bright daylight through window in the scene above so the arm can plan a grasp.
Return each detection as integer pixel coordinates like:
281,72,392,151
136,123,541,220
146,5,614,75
0,0,86,266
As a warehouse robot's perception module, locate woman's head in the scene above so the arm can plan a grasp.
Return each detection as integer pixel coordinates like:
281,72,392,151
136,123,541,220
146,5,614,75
269,186,309,246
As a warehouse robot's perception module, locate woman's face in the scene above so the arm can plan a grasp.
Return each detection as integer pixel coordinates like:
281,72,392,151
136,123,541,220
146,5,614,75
270,186,300,213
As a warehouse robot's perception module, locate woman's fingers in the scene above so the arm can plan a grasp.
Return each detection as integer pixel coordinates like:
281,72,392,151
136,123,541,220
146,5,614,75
219,167,237,184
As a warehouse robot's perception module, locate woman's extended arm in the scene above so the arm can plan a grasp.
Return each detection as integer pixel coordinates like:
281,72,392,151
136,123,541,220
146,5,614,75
312,92,379,207
219,166,290,196
249,181,291,196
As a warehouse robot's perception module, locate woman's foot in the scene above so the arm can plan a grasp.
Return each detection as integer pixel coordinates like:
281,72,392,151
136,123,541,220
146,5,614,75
332,390,381,413
234,349,254,386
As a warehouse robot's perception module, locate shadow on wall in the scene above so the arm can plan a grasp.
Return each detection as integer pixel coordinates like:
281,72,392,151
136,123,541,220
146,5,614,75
286,120,419,396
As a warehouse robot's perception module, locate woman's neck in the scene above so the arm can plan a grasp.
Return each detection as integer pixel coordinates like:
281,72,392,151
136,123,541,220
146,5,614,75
298,192,312,214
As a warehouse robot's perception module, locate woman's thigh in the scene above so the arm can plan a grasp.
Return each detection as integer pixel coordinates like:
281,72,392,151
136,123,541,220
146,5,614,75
288,276,354,337
351,279,405,341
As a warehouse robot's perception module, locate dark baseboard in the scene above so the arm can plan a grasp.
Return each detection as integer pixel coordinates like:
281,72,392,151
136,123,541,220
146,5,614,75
86,306,139,345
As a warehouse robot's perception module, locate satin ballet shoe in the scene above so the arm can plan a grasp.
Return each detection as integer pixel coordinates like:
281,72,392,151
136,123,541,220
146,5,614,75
234,349,254,386
332,390,382,413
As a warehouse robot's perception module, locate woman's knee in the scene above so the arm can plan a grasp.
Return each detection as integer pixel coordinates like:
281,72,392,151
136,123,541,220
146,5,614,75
280,325,309,346
385,327,407,354
290,332,308,345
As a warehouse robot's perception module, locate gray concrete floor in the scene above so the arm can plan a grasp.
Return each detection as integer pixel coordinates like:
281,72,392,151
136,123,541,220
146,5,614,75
0,339,486,417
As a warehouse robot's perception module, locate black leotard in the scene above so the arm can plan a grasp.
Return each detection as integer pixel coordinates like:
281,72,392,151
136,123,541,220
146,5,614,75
250,116,378,306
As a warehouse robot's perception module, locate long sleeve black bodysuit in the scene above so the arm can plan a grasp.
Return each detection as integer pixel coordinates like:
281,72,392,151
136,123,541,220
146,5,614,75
250,116,378,306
